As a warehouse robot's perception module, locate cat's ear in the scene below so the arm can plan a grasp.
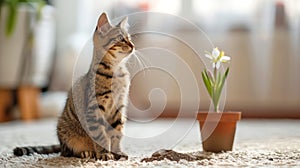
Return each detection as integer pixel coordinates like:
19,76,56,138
96,12,111,34
118,16,128,29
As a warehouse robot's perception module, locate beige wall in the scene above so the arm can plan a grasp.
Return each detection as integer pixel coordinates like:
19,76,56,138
127,28,300,117
50,28,300,117
49,0,300,117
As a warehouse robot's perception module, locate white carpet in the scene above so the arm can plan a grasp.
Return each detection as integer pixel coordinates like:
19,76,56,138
0,118,299,167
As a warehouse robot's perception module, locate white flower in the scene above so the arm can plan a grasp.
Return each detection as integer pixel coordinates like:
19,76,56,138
205,47,230,69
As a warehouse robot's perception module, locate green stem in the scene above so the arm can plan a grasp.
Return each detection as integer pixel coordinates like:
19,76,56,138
213,67,219,112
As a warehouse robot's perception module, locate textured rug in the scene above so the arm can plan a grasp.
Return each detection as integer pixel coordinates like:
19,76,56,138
0,119,299,167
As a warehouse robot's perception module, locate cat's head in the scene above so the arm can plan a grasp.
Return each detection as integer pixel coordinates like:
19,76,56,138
93,13,134,62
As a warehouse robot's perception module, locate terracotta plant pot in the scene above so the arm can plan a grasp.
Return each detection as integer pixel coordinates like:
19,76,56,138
197,111,241,152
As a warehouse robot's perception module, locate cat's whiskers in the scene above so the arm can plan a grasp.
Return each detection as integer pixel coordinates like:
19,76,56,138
132,51,151,77
136,51,151,69
132,53,145,75
131,34,140,42
126,56,139,70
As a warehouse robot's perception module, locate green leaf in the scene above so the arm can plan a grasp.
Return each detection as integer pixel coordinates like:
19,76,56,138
220,67,229,91
216,71,221,88
26,0,46,20
205,70,214,94
202,69,213,98
0,0,4,18
214,67,230,109
37,0,46,20
3,0,45,36
201,71,210,95
5,0,18,36
205,69,215,83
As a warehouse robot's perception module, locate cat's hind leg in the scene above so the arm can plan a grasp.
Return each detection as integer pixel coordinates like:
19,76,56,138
60,143,74,157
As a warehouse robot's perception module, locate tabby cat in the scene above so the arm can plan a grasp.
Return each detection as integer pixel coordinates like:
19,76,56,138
13,12,134,160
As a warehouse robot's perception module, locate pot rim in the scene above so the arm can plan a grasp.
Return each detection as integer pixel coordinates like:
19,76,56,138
197,111,241,122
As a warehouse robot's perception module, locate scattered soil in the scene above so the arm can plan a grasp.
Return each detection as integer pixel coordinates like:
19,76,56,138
141,149,210,162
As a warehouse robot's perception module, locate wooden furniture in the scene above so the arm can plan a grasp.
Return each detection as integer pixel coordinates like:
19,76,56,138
0,89,13,122
0,86,40,122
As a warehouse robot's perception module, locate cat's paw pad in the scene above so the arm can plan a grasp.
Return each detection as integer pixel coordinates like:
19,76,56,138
80,151,95,158
113,152,128,160
95,152,114,161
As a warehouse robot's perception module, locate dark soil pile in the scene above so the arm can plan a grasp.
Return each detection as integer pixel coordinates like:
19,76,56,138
141,149,210,162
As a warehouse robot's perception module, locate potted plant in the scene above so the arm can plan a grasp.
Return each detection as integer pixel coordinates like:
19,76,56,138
197,47,241,152
0,0,52,122
0,0,45,36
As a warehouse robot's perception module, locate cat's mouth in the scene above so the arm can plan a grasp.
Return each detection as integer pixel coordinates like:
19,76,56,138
124,41,134,53
128,47,135,54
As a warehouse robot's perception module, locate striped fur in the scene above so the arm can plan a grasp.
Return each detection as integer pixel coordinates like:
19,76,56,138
13,13,134,160
13,145,60,156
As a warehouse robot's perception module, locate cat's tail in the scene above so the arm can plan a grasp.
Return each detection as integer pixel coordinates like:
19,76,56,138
13,145,61,156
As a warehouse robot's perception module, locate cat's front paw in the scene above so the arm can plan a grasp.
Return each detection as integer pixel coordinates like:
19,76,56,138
95,152,114,161
113,151,128,160
80,151,95,159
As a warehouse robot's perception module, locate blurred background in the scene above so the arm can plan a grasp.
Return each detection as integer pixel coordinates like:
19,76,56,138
0,0,299,122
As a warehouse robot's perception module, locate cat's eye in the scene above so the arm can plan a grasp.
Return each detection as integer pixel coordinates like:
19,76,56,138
117,36,124,42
